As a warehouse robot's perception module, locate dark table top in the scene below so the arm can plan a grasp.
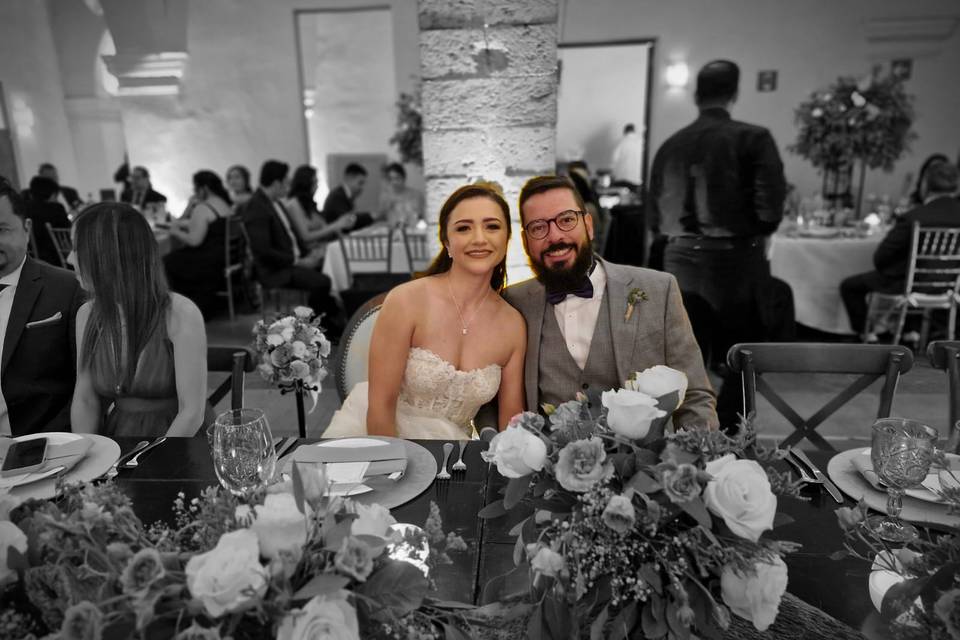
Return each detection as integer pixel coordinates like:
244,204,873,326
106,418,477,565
112,439,881,635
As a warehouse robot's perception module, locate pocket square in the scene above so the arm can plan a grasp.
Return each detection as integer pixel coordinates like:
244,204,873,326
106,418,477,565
26,312,62,328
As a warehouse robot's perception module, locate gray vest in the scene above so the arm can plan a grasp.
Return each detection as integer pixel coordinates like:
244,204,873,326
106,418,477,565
538,295,620,410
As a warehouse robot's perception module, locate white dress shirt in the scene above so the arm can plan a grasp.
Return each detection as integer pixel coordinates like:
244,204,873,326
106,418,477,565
552,262,607,370
273,200,301,261
0,256,27,436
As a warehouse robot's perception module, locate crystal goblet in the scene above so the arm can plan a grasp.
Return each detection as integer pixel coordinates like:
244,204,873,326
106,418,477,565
868,418,938,542
212,408,277,498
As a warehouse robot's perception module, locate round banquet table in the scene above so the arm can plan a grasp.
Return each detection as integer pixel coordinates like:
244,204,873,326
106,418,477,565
769,232,884,335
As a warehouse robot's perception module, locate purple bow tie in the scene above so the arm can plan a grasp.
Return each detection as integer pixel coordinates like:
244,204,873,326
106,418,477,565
546,279,594,305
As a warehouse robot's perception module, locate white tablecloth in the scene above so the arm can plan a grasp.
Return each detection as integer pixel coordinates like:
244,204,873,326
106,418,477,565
322,228,432,295
769,233,883,334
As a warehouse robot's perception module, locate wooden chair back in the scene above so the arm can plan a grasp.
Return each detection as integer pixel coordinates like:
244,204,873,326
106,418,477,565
219,216,249,320
45,223,72,269
401,228,432,275
337,230,395,283
927,340,960,445
726,342,914,450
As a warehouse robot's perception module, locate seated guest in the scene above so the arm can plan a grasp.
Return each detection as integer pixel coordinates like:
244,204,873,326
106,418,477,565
226,164,254,209
164,170,234,317
70,203,212,437
24,176,70,266
841,161,960,337
242,160,344,336
376,162,423,227
0,177,84,437
121,165,167,209
909,154,950,207
322,163,367,224
285,164,355,247
37,163,82,213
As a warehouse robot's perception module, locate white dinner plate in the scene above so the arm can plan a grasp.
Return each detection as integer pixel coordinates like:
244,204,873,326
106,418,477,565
0,433,120,501
854,448,959,504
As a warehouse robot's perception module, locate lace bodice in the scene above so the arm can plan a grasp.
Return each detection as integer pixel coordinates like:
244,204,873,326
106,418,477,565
398,348,501,436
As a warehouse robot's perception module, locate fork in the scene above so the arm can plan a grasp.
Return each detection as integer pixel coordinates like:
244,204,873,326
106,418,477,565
452,440,467,474
436,442,453,481
104,440,149,480
120,437,167,469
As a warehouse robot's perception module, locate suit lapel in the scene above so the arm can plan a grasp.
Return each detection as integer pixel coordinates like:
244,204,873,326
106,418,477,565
601,259,638,385
2,259,42,375
523,282,546,411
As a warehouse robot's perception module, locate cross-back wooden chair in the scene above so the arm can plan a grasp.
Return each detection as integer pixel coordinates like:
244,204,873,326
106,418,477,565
400,228,432,275
45,223,72,269
217,216,249,320
207,346,257,410
866,223,960,349
338,229,409,317
927,340,960,450
727,343,914,451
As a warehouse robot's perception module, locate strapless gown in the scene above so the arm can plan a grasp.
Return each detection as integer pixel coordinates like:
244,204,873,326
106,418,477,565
323,347,501,440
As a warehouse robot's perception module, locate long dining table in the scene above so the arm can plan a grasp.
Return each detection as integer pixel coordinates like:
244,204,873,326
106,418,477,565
113,437,887,638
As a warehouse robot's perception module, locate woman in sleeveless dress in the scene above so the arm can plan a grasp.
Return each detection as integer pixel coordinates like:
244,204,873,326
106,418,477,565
164,170,233,317
69,203,213,438
284,165,356,249
324,182,526,440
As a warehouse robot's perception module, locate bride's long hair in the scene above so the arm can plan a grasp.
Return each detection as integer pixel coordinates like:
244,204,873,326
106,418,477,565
421,182,512,292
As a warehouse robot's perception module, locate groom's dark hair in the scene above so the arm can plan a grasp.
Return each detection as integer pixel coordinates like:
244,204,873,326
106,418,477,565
518,175,588,223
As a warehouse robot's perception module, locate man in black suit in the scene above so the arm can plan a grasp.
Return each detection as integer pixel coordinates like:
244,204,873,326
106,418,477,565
25,176,71,266
121,165,167,208
322,163,367,224
38,163,82,212
841,161,960,336
0,177,84,437
242,160,344,336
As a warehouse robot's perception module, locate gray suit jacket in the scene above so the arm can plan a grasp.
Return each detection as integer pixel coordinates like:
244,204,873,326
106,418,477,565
502,259,718,429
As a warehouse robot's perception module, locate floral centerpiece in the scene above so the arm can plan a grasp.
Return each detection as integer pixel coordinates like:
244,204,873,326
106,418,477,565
835,458,960,639
253,306,331,436
0,467,471,640
389,89,422,167
475,366,803,639
788,71,916,210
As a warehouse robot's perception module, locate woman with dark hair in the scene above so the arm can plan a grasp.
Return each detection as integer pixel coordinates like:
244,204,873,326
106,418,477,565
377,162,423,227
325,181,526,439
226,164,253,208
910,153,950,206
284,165,355,247
69,203,212,437
163,170,234,316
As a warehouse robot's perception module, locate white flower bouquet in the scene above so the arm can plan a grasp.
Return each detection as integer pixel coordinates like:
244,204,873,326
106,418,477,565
477,366,803,639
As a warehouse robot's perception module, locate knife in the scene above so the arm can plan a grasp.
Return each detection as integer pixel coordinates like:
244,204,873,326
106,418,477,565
274,437,298,461
791,448,844,503
119,437,167,469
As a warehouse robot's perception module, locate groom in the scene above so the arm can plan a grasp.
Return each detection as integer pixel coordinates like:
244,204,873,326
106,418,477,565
503,175,718,429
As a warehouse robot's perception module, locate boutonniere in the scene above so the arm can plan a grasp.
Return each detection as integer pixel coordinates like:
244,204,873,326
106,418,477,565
624,288,648,321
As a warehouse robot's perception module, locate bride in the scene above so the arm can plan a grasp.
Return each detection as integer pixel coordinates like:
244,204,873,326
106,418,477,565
324,182,526,440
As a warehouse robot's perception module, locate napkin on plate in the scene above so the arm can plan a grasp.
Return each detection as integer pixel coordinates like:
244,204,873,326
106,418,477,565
0,437,92,488
291,439,407,479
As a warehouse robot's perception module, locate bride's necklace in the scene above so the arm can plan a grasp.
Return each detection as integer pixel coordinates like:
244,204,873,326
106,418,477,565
446,275,491,335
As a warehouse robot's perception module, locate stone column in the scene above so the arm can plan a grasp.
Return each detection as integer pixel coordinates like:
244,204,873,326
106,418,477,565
417,0,558,280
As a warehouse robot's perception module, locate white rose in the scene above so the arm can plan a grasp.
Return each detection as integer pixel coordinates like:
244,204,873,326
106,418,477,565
721,557,788,631
277,591,359,640
291,341,308,358
704,454,777,541
350,503,396,539
266,333,284,347
626,365,688,406
294,462,328,508
601,388,666,440
289,361,311,379
293,306,314,319
235,493,309,561
185,529,267,618
481,425,547,478
530,546,565,578
0,521,27,584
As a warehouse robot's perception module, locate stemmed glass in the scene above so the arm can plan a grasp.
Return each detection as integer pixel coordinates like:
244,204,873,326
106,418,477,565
868,418,939,542
211,408,277,499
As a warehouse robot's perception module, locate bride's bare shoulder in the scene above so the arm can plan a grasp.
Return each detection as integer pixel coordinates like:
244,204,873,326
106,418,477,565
381,276,436,311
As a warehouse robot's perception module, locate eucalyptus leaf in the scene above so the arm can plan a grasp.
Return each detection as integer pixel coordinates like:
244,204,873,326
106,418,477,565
359,559,429,618
772,512,795,528
292,573,350,601
641,600,667,638
508,516,529,537
291,461,306,515
609,601,638,640
478,500,508,519
589,605,610,640
625,470,661,494
504,475,532,510
638,563,662,594
680,497,712,529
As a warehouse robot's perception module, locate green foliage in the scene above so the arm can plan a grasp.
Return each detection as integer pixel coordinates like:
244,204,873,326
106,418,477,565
389,90,423,167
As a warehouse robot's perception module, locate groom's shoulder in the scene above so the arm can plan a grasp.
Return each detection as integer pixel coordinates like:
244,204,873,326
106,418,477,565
502,277,542,305
603,260,676,294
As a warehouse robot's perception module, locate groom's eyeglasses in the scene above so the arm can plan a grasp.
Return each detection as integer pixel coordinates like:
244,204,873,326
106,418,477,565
523,210,584,240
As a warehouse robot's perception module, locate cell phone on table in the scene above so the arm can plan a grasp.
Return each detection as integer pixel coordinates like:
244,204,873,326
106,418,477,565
1,438,48,477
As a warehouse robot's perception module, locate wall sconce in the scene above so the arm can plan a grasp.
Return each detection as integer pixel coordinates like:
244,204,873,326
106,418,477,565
665,62,690,89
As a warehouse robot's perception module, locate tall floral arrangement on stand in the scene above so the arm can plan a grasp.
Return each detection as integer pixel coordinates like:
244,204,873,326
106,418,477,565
389,89,423,167
788,72,916,212
253,306,330,437
473,366,804,639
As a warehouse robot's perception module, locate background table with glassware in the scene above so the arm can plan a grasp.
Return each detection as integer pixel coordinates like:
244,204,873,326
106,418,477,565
110,436,907,637
322,225,433,297
769,227,886,335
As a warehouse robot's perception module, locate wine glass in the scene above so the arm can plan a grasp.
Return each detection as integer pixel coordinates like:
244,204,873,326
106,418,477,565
212,408,277,498
868,418,938,542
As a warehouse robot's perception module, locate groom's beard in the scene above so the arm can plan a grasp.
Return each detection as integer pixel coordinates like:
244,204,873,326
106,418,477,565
529,240,594,292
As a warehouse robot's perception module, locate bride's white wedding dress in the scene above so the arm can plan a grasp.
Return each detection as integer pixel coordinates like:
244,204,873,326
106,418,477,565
323,347,501,440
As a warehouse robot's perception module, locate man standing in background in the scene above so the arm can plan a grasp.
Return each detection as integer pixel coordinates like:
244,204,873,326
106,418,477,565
649,59,786,429
610,123,643,187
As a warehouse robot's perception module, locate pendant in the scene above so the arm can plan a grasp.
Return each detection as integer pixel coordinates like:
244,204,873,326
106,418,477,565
462,328,468,335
